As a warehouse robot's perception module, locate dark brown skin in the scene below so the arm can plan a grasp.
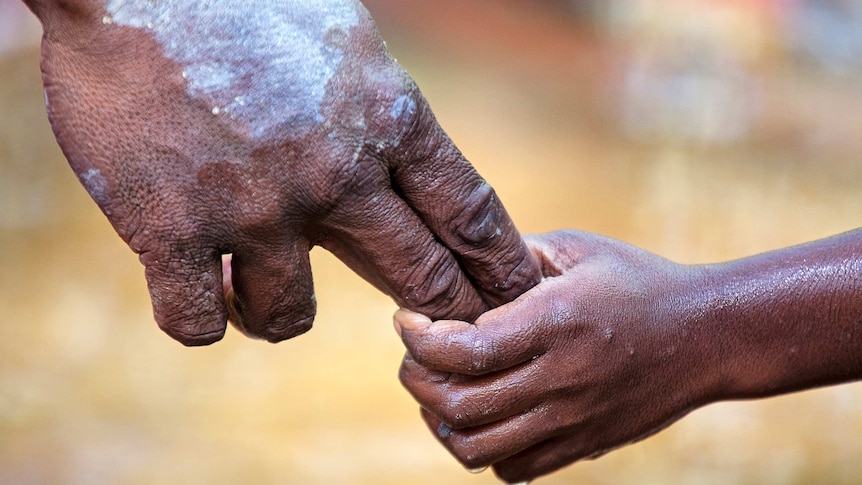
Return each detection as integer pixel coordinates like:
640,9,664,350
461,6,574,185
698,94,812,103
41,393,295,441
396,229,862,483
21,0,540,345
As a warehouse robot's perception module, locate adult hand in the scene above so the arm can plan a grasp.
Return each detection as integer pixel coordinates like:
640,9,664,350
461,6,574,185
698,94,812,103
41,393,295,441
23,0,540,345
396,229,862,482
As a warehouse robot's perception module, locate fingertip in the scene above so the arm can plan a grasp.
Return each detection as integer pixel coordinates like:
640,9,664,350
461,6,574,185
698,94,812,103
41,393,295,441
392,316,402,338
420,407,442,432
227,242,318,343
394,308,432,335
260,315,315,343
156,314,227,346
394,308,431,326
142,247,229,347
168,327,226,347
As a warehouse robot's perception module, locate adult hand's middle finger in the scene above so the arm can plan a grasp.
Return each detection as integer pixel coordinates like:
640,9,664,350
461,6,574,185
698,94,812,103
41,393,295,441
318,182,487,321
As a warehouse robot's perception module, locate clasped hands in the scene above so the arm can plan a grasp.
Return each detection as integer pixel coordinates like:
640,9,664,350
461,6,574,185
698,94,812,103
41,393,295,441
30,0,673,477
395,230,710,483
28,0,700,482
31,1,862,484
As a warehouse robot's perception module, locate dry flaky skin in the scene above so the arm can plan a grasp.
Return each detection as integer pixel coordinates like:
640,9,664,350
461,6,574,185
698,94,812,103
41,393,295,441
21,0,540,345
397,229,862,483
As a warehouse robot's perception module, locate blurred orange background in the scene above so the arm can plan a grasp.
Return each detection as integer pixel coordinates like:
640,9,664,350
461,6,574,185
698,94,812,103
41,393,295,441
1,1,861,484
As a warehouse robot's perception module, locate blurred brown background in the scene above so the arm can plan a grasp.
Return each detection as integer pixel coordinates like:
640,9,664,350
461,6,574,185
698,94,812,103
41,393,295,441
1,1,861,484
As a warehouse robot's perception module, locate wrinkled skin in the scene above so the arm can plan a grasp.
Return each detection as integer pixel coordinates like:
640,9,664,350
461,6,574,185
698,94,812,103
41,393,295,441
397,229,862,483
22,0,540,345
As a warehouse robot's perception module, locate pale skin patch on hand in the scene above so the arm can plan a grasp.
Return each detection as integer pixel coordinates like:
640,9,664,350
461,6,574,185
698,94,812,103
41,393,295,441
104,0,360,139
78,168,110,209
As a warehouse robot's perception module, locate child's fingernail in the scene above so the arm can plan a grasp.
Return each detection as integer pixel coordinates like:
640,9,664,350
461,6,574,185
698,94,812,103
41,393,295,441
393,309,432,334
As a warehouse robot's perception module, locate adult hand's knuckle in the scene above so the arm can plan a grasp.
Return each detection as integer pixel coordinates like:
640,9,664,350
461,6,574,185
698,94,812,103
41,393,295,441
312,149,388,215
399,251,467,318
493,250,541,301
338,156,385,197
372,83,424,143
451,182,505,247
